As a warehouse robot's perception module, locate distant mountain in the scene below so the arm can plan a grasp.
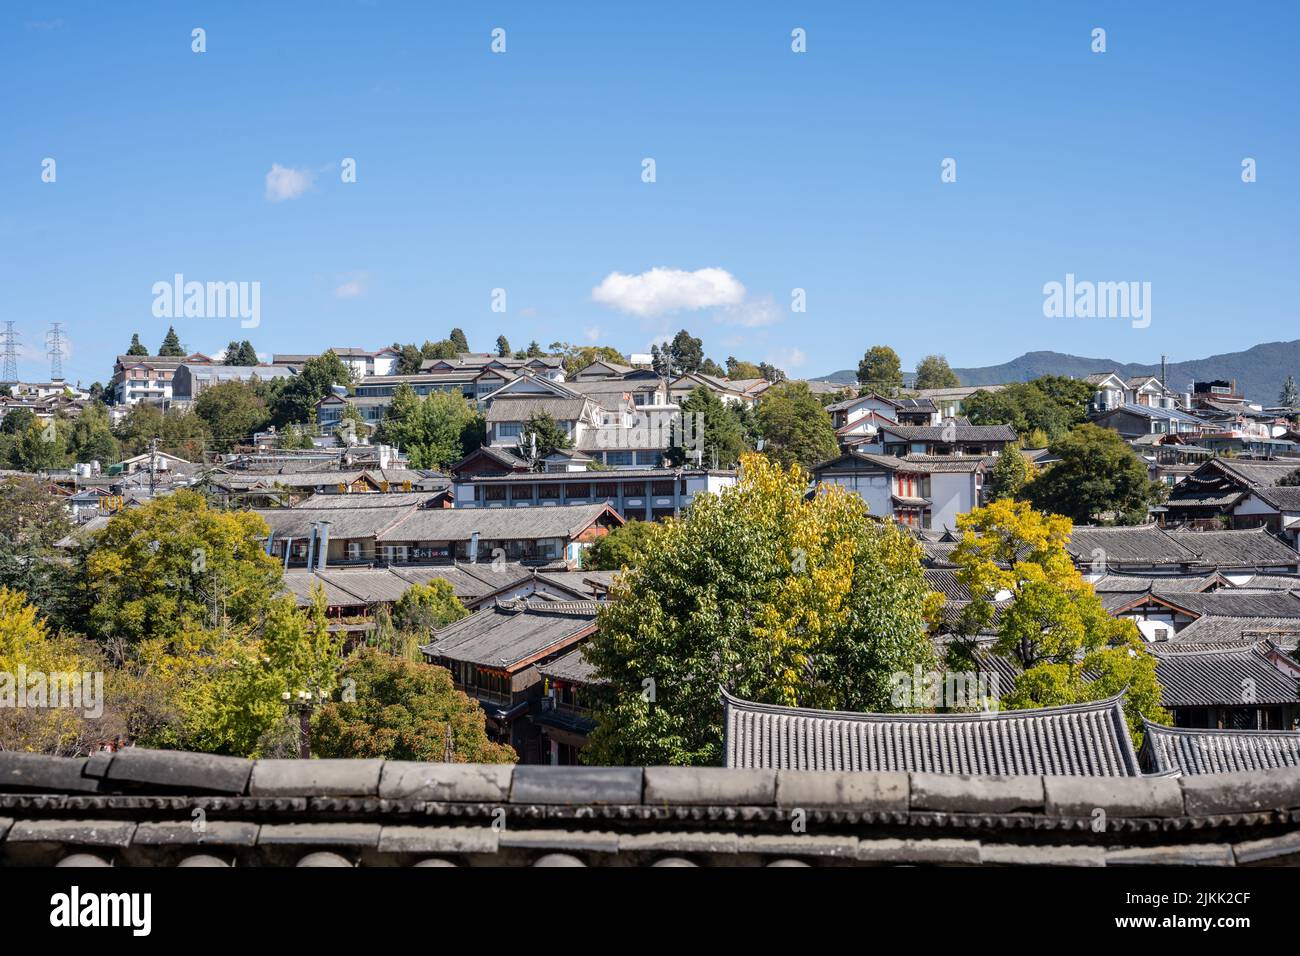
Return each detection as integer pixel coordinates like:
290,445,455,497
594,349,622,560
814,341,1300,405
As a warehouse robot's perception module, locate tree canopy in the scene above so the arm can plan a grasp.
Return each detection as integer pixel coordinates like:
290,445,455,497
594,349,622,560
857,345,904,395
312,648,515,763
913,354,960,389
582,454,938,765
755,381,840,468
1027,424,1164,524
948,500,1169,742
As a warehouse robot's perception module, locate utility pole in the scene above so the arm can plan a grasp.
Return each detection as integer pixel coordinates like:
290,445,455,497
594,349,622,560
149,437,159,497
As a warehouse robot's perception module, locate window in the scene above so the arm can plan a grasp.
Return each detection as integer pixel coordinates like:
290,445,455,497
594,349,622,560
497,423,522,439
538,483,560,500
605,451,633,466
484,485,507,501
593,482,619,498
510,484,534,501
565,483,590,498
651,481,675,496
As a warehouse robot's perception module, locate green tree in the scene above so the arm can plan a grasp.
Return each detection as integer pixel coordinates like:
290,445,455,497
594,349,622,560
193,381,270,452
392,580,469,632
947,500,1169,742
375,386,485,470
857,345,904,395
582,454,938,766
335,401,371,445
965,377,1091,440
756,381,840,468
271,350,352,427
1027,424,1163,524
113,403,209,460
158,326,185,357
671,385,749,468
1280,375,1298,410
224,340,258,366
525,340,544,358
126,333,149,356
449,328,470,352
496,335,511,358
913,354,960,390
9,418,70,472
519,410,572,467
581,520,660,570
698,357,726,377
67,403,120,464
726,357,764,379
84,489,282,643
549,342,629,378
0,477,75,627
985,444,1032,502
312,649,516,762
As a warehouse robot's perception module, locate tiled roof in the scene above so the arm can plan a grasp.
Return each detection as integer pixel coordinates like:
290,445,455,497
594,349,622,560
1090,571,1224,593
536,646,603,685
1151,590,1300,619
722,690,1142,776
380,502,620,542
1066,524,1199,566
1171,615,1300,644
484,396,590,423
421,598,598,669
1141,722,1300,775
1165,527,1300,567
1147,641,1300,708
877,423,1017,442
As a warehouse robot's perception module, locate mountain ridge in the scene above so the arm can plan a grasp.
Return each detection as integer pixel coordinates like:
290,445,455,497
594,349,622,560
812,340,1300,405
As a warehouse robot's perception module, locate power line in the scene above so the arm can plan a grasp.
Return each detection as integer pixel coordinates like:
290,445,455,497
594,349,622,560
0,321,18,385
46,322,65,382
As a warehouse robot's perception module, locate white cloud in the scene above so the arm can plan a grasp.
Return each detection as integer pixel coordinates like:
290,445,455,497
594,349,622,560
717,294,781,328
766,346,807,369
592,267,745,317
334,272,369,299
265,163,314,202
583,325,603,343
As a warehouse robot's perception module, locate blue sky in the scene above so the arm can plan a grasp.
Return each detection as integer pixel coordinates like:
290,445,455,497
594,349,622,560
2,1,1296,385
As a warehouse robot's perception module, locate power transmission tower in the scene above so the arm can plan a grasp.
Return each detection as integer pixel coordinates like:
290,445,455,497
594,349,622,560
0,322,18,385
46,322,65,382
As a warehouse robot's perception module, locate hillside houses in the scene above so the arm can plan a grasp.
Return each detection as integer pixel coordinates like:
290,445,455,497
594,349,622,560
811,452,987,530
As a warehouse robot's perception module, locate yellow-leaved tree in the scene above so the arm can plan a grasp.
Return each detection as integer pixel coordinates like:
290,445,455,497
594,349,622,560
583,454,940,766
948,499,1169,742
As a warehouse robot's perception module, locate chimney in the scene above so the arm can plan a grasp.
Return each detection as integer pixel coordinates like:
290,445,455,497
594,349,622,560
470,530,480,563
305,523,318,570
316,521,331,571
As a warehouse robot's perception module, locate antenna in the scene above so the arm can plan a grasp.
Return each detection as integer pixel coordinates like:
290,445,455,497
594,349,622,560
46,322,65,382
0,322,18,385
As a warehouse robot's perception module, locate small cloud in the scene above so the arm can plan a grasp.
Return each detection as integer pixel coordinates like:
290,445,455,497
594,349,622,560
717,294,781,328
265,163,314,202
592,267,745,317
766,346,807,369
583,326,603,343
333,272,370,299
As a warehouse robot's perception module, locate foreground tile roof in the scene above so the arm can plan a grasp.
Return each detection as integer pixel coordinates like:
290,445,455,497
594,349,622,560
4,750,1300,866
1141,722,1300,775
722,690,1142,776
